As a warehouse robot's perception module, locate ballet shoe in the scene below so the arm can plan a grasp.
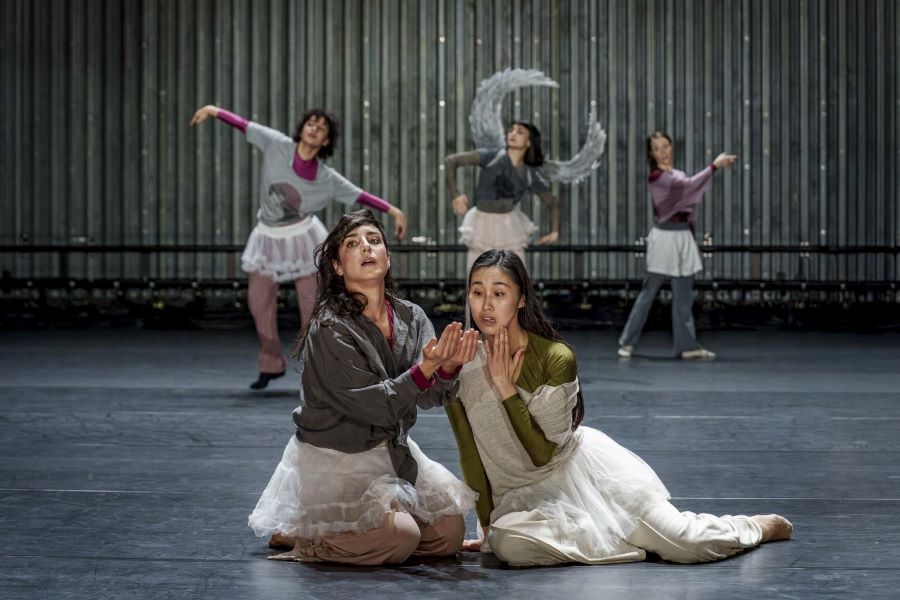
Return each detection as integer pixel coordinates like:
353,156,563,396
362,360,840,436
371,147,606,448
680,348,716,360
617,345,633,358
249,371,286,390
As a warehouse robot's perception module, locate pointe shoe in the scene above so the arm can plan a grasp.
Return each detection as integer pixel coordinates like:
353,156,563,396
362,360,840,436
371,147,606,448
752,514,793,542
680,348,716,360
617,345,634,358
249,370,286,390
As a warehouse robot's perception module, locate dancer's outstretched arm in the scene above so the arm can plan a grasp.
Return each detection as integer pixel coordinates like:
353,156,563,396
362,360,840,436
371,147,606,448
189,104,284,153
190,104,247,132
329,171,408,239
444,151,481,216
656,153,737,213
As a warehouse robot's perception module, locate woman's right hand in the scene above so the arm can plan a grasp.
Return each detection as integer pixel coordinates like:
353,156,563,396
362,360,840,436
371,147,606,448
420,322,465,377
451,194,470,216
189,104,219,126
713,153,737,169
441,328,480,373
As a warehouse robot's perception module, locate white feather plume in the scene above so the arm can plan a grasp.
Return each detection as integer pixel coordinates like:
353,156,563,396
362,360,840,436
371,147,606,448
468,68,606,184
541,110,607,184
468,68,558,149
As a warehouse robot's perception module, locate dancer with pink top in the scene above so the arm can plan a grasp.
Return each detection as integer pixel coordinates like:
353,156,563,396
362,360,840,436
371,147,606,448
618,131,736,360
190,105,407,389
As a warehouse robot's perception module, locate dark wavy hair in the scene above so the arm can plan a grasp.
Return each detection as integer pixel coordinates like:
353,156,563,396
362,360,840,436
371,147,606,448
291,209,394,357
647,130,673,171
293,109,339,160
466,249,584,428
510,120,544,167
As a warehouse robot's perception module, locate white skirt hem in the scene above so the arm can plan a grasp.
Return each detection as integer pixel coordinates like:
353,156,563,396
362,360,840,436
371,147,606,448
248,435,477,539
241,216,328,283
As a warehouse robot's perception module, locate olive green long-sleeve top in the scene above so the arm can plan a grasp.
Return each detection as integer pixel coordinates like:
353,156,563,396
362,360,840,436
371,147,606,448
445,332,578,526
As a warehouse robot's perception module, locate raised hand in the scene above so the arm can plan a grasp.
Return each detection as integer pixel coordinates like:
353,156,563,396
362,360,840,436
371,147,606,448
420,322,464,377
189,104,219,127
483,326,525,399
451,194,470,216
713,153,738,169
388,206,407,240
442,328,480,373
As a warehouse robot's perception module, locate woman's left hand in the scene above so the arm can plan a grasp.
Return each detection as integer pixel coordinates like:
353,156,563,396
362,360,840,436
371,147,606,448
484,327,525,399
388,206,407,240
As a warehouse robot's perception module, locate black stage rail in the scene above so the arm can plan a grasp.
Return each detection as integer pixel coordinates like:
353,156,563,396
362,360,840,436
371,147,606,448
1,243,898,287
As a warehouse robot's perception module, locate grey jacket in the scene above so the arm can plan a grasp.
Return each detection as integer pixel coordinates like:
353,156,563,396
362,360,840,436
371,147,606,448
293,297,459,484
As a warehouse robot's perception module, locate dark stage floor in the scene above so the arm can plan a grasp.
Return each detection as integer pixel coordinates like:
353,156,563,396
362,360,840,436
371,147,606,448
1,328,898,599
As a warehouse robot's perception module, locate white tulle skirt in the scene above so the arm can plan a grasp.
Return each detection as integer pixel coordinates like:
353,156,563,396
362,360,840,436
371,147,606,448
241,216,328,283
490,426,670,560
458,207,538,253
248,435,477,539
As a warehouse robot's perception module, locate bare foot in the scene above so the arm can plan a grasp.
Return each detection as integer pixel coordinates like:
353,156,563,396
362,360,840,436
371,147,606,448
752,514,793,542
268,532,297,549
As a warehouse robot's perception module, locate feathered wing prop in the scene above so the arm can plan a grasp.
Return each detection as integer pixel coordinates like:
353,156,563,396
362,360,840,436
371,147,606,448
469,68,607,184
468,68,558,149
541,111,607,184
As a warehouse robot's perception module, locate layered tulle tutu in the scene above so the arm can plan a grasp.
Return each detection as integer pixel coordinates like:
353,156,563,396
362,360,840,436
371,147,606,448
458,206,538,253
491,426,670,559
241,216,328,282
248,435,477,539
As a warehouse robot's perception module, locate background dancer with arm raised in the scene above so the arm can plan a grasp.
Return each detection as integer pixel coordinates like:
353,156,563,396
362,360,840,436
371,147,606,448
190,105,407,388
618,131,736,360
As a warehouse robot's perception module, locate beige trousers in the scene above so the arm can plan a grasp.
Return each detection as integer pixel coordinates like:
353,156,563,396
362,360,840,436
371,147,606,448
270,511,466,566
490,499,764,566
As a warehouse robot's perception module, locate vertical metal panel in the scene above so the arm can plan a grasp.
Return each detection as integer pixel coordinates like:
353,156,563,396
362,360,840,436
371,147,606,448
895,0,900,281
1,0,896,283
67,0,86,278
102,0,121,279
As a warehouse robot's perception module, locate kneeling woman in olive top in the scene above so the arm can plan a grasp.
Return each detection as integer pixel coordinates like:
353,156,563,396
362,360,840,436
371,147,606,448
445,249,792,566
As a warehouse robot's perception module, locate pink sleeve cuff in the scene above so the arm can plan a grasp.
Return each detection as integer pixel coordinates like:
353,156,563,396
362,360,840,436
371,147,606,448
710,163,718,172
437,365,461,380
217,109,249,133
357,191,393,213
410,363,435,391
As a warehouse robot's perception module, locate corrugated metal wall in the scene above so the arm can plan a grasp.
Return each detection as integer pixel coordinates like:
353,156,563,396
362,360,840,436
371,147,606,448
2,0,897,282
